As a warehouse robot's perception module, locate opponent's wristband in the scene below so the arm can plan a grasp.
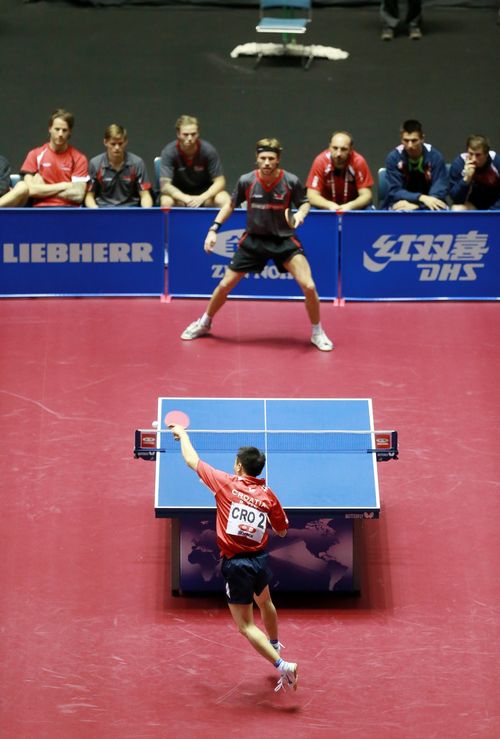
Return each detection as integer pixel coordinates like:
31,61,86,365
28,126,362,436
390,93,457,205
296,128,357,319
209,221,221,232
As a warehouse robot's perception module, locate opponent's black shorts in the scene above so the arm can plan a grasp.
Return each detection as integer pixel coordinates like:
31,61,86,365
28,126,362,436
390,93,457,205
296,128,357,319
228,233,304,274
221,551,272,604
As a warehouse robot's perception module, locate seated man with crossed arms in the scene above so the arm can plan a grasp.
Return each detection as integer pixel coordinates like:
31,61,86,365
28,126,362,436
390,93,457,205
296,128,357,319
21,108,88,207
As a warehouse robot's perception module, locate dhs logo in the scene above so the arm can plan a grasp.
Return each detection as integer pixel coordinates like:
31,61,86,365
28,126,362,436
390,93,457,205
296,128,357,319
363,230,490,282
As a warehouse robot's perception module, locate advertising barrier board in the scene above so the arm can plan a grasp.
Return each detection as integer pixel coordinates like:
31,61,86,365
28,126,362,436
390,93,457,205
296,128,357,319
167,208,339,300
341,211,500,300
0,208,165,296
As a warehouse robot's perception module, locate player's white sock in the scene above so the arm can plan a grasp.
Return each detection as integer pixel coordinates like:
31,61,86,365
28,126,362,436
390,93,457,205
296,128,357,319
274,657,292,671
270,639,281,653
311,322,323,335
200,313,212,327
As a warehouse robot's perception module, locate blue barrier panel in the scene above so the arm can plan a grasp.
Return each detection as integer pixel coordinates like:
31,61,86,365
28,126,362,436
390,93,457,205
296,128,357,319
0,208,165,297
167,208,338,300
341,211,500,300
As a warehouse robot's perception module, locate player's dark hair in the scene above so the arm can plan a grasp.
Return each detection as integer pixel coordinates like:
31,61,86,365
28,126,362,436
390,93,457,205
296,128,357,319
236,446,266,476
49,108,75,130
401,119,423,136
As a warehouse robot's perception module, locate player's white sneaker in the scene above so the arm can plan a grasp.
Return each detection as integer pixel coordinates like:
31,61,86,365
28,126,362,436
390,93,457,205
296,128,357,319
311,330,334,352
274,661,298,692
180,319,211,340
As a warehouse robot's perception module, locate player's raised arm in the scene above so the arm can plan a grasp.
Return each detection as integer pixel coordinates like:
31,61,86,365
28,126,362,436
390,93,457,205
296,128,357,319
170,425,199,470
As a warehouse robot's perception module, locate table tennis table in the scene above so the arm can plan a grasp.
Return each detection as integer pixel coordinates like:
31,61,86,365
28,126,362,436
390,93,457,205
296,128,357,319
139,397,393,593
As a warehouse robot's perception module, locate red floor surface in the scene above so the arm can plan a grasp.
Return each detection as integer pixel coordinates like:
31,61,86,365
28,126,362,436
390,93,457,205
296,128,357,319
1,297,500,738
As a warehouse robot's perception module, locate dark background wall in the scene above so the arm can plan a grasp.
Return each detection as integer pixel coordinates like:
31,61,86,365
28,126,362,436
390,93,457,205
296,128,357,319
26,1,499,7
1,0,499,194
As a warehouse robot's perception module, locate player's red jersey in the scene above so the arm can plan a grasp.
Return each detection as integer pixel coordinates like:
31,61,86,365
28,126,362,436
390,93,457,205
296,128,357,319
306,149,374,205
196,460,289,558
21,144,88,207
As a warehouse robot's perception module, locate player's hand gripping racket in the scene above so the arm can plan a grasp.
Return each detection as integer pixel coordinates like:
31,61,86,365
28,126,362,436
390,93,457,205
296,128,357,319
165,410,190,440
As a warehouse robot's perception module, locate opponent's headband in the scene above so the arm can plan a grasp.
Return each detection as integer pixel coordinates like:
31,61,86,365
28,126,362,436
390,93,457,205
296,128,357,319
256,146,282,155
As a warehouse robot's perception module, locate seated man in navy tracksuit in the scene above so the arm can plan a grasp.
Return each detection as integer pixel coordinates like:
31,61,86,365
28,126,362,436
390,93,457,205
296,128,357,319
382,119,448,212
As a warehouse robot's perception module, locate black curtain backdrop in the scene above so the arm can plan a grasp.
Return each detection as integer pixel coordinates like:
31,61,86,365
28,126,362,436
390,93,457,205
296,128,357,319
1,2,499,197
22,1,500,6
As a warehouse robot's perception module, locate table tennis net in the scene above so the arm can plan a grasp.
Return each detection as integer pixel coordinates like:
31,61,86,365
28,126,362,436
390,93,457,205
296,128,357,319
134,428,398,459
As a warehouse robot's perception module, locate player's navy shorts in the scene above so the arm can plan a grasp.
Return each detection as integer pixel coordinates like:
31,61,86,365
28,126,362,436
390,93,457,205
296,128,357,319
228,233,304,274
221,551,272,604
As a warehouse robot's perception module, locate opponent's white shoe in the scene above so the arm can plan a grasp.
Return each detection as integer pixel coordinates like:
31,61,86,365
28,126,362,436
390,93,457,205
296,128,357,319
180,319,211,340
311,330,334,351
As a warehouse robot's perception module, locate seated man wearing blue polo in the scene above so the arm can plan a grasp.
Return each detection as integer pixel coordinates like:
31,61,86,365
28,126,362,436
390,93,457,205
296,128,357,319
382,119,448,211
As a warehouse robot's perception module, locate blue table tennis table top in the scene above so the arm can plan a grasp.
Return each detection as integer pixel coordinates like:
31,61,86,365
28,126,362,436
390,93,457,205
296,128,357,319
154,398,380,518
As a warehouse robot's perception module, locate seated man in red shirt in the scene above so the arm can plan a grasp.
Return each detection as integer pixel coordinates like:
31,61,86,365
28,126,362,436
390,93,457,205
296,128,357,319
21,108,88,206
306,131,374,211
170,422,299,693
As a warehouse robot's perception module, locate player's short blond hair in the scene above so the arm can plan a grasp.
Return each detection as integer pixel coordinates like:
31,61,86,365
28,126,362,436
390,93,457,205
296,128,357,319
176,115,199,133
104,123,127,140
255,138,282,155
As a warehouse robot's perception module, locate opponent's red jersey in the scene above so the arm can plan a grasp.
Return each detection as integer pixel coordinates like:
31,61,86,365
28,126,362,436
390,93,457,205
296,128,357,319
196,460,289,558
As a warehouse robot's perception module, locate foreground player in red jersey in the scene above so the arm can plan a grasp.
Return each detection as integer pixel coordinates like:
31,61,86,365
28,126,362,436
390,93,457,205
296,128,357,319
180,137,333,351
170,423,299,692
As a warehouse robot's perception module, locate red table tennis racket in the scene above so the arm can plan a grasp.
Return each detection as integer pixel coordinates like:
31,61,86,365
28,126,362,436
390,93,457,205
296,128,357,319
164,410,190,437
